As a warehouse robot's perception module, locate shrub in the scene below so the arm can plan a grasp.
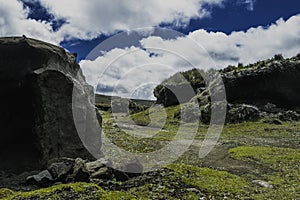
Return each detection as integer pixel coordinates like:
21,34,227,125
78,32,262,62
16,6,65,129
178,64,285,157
274,54,284,60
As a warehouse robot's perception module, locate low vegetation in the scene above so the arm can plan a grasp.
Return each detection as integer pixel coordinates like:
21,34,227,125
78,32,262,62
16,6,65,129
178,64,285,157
1,182,134,200
2,104,299,199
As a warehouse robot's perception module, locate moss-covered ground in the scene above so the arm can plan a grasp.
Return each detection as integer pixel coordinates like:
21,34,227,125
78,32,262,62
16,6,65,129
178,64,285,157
1,105,299,199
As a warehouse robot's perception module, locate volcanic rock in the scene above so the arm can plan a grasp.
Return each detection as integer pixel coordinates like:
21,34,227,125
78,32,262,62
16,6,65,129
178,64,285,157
154,56,300,110
223,59,300,109
0,37,101,173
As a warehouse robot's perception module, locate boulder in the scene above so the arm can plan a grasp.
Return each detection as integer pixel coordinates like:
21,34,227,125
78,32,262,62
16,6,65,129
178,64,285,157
0,37,101,173
85,158,111,179
67,158,90,182
226,104,260,123
154,83,197,107
47,158,74,181
26,170,53,186
154,69,206,107
199,103,260,124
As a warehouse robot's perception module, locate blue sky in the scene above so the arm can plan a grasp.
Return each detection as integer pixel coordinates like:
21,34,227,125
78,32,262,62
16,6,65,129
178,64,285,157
65,0,300,61
1,0,300,99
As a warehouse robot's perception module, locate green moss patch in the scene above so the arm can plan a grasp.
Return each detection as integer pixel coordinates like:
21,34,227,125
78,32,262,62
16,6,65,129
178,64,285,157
5,182,134,200
229,146,300,199
229,146,300,167
0,188,14,199
167,164,251,198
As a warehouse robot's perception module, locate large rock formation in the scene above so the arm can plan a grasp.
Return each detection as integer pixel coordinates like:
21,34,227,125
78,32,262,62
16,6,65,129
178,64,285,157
154,69,206,106
0,37,101,173
223,58,300,109
154,83,199,107
154,55,300,110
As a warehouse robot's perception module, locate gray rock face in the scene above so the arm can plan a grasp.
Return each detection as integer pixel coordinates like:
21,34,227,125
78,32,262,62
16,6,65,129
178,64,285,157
223,59,300,109
0,37,101,173
154,56,300,111
154,84,198,107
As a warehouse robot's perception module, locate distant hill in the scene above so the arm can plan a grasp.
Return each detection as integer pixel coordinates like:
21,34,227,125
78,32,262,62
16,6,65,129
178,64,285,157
95,93,155,107
95,93,155,112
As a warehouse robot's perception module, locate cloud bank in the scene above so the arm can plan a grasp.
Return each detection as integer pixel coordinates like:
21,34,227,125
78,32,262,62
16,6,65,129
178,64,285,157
0,0,62,43
80,15,300,99
0,0,225,44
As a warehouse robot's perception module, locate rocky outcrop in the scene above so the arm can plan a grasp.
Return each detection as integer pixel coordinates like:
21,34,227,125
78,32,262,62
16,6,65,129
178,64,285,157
154,55,300,124
183,98,300,125
223,58,300,109
154,69,205,107
0,37,101,173
181,101,260,124
154,56,300,110
154,83,198,107
25,157,142,186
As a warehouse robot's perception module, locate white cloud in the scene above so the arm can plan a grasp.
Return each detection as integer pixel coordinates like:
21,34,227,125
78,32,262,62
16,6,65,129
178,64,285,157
0,0,63,44
229,15,300,64
80,46,183,99
153,14,300,67
81,15,300,99
0,0,261,46
0,0,225,44
37,0,224,40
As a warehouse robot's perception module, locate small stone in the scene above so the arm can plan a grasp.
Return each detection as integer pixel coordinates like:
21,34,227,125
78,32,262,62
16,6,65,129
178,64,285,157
252,180,273,188
26,170,53,185
47,161,73,181
67,158,89,182
90,167,109,179
85,158,111,179
187,188,200,193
